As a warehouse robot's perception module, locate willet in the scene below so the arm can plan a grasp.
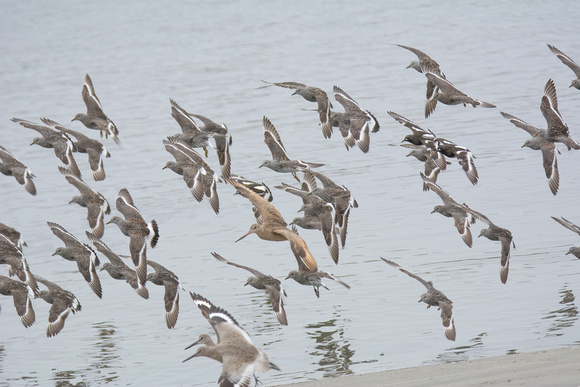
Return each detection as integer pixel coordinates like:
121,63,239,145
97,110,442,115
0,145,37,196
163,136,219,214
382,258,456,341
401,144,447,191
211,252,288,325
228,178,318,272
184,292,280,386
547,44,580,90
260,80,332,138
47,221,102,298
11,117,81,178
41,117,110,181
107,188,159,284
147,260,180,329
34,275,81,337
260,116,324,182
59,166,111,238
86,231,149,299
72,74,120,145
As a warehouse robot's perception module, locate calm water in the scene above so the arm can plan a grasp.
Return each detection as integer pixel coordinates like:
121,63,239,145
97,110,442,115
1,1,579,386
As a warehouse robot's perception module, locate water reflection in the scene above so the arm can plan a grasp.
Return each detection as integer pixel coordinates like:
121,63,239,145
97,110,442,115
305,315,354,377
435,332,487,363
51,322,121,386
543,287,578,337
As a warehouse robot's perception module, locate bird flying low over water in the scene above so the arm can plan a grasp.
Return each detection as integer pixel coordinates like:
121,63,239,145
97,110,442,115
72,74,120,145
184,292,280,386
382,258,456,341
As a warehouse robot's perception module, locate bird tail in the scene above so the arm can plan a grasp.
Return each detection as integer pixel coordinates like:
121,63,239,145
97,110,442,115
149,219,160,248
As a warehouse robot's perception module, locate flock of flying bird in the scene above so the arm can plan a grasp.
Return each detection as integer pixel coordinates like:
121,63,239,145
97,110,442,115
1,42,580,386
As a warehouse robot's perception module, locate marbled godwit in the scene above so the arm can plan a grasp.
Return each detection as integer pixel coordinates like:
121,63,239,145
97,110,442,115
228,178,318,273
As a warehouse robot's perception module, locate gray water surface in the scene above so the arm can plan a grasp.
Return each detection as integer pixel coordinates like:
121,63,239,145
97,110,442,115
1,1,579,386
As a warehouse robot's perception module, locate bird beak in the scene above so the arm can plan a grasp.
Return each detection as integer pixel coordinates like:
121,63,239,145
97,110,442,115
182,353,198,363
106,219,112,224
521,144,526,148
235,230,252,243
406,64,412,69
430,209,436,214
100,266,106,271
51,251,57,256
184,338,202,350
258,163,265,168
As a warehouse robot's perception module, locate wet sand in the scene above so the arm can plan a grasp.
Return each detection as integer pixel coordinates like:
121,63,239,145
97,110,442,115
278,346,580,386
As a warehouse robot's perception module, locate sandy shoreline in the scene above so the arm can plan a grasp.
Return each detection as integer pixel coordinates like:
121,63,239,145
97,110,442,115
277,346,580,386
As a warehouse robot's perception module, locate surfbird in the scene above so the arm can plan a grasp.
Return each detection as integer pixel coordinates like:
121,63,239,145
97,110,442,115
107,188,159,284
401,144,447,191
0,234,39,294
388,111,448,171
540,79,580,150
382,258,456,341
547,44,580,90
464,206,515,284
0,145,37,196
260,116,324,182
500,111,560,195
163,136,220,214
0,222,27,250
421,63,495,118
303,170,358,249
11,117,81,178
169,99,213,157
421,173,476,247
229,174,274,202
34,275,82,337
331,85,380,153
184,292,280,386
551,216,580,259
72,74,120,145
47,221,102,298
276,182,339,264
286,266,350,299
0,274,36,328
435,137,479,185
187,113,232,180
86,231,149,299
147,260,181,329
260,80,332,138
211,252,288,325
394,44,447,99
41,118,110,181
228,178,319,272
59,166,111,238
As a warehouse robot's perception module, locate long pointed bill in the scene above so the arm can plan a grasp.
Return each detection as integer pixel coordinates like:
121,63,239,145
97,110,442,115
235,230,252,243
